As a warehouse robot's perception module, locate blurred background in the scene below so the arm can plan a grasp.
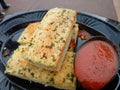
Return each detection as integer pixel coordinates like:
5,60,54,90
0,0,120,22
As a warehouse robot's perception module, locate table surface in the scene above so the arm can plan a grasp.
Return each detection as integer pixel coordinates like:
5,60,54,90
113,0,120,22
0,0,120,22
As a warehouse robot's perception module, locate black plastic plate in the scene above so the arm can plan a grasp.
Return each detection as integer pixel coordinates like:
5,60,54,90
0,10,120,90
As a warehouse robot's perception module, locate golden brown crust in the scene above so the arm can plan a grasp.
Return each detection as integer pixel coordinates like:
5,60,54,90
18,22,40,44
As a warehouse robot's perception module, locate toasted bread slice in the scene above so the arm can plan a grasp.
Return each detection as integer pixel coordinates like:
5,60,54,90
5,24,78,90
18,22,40,44
24,8,77,71
5,47,76,90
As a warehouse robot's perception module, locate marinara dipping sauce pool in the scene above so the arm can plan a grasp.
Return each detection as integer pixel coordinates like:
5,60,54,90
75,37,119,90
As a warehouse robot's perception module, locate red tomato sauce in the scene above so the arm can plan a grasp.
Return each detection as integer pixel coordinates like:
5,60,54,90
78,29,91,40
75,40,118,90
